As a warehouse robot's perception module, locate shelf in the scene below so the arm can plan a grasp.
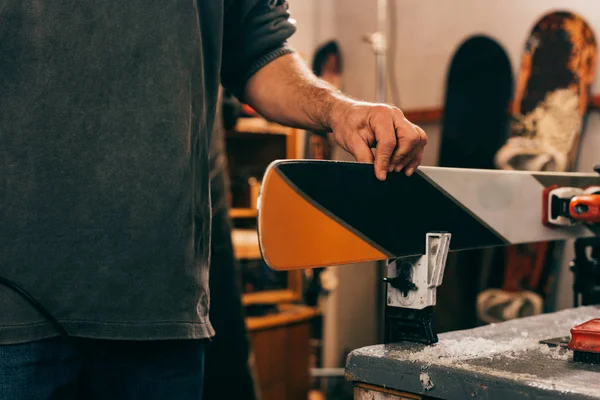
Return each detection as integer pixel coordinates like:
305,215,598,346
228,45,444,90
230,208,258,218
235,117,296,136
242,289,299,306
403,107,443,124
246,304,317,332
223,110,303,315
402,94,600,124
232,228,261,260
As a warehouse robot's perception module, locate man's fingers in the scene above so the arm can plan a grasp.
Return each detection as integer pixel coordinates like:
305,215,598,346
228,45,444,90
393,123,428,173
375,138,397,180
371,110,398,181
390,119,424,173
329,103,428,180
350,139,375,164
414,124,429,147
404,148,424,176
390,131,418,172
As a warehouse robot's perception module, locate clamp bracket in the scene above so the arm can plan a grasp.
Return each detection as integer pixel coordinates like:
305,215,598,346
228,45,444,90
571,236,600,307
383,232,451,345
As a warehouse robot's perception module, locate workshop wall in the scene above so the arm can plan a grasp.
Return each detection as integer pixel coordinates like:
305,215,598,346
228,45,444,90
339,0,600,110
286,0,336,59
330,0,600,312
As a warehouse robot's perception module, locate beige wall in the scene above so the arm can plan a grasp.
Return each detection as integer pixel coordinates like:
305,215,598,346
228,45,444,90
332,0,600,166
287,0,336,59
365,0,600,110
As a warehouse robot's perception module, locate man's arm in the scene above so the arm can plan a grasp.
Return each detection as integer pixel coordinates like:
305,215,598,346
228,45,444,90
221,0,427,181
242,52,427,181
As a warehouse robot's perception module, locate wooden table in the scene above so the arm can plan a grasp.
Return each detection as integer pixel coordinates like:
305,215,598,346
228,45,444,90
346,306,600,400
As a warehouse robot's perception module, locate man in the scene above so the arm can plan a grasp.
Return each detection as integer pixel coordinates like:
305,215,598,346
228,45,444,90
0,1,427,399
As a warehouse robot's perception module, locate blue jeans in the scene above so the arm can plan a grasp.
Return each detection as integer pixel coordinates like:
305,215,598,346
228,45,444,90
0,337,206,399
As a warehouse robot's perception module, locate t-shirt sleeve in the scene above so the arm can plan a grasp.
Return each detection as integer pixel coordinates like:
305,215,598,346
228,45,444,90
221,0,297,99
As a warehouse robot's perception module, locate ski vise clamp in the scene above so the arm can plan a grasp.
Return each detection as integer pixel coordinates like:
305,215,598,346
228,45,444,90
383,232,451,345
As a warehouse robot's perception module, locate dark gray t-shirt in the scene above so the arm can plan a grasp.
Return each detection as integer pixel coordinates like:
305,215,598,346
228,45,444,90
0,0,295,344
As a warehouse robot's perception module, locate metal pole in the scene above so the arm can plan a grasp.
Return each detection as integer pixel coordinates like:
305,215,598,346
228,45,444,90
362,0,387,103
375,0,387,103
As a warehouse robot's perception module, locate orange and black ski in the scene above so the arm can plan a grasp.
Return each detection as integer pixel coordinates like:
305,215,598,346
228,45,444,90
257,160,600,271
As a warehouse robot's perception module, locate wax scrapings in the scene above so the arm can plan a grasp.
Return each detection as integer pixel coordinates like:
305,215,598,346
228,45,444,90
394,310,600,364
537,343,571,361
405,337,570,363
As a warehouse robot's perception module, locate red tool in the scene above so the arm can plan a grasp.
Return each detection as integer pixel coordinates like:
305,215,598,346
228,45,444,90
543,186,600,226
570,194,600,223
568,318,600,363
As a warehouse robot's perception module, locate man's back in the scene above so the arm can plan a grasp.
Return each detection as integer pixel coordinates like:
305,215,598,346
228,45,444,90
1,0,221,344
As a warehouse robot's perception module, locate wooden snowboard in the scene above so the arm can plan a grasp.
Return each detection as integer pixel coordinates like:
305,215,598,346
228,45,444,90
256,160,600,271
496,11,597,172
492,11,597,307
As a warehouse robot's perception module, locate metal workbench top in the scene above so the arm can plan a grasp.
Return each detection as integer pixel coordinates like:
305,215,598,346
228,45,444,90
346,306,600,400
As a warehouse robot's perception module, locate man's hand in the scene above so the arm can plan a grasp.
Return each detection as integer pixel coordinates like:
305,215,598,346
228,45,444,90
328,101,427,181
242,53,428,180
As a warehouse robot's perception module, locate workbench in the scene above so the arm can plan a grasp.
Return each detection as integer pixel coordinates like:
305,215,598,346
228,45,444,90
345,306,600,399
